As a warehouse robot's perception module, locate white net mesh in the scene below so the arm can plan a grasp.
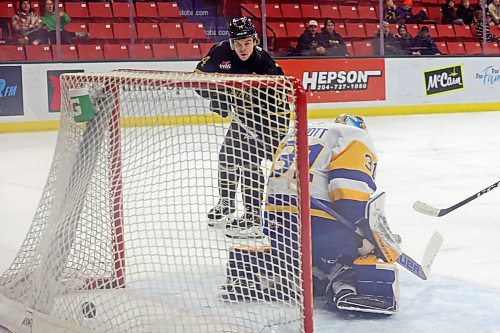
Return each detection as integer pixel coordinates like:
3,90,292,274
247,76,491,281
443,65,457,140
0,70,310,333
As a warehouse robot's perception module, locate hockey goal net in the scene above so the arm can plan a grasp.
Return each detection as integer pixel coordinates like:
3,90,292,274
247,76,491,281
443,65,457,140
0,70,311,333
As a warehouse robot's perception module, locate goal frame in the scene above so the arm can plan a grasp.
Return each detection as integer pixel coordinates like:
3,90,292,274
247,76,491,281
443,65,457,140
0,70,313,333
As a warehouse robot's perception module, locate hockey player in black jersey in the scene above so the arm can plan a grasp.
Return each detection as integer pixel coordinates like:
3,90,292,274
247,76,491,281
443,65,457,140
195,17,289,239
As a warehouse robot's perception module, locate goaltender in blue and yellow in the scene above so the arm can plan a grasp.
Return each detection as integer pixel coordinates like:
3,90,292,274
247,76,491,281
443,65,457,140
221,114,402,315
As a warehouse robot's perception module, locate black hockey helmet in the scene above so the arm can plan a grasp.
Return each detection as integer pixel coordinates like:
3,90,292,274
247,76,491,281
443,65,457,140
229,17,257,40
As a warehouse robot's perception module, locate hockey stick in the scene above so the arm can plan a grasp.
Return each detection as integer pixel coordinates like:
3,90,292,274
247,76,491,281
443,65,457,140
413,180,500,217
310,196,443,280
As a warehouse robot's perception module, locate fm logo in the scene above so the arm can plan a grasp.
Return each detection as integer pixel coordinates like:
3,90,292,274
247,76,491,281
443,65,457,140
0,79,17,97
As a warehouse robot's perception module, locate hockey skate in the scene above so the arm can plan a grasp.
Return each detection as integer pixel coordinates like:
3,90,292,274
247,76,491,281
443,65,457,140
207,199,236,228
225,208,265,239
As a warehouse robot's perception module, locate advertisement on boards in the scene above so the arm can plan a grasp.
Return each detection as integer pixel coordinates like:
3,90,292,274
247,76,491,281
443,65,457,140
473,65,500,87
47,69,84,113
423,64,464,96
278,58,386,102
0,66,24,117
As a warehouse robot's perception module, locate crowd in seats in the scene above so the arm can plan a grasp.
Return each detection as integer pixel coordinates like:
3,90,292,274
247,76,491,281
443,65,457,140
1,0,500,61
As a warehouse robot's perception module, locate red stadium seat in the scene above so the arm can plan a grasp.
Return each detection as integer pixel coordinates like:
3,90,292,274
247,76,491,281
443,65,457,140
241,3,260,18
281,4,302,19
135,2,158,18
159,23,183,39
51,44,78,61
491,25,500,36
320,5,341,19
426,6,442,21
463,41,482,54
130,43,153,59
436,41,448,54
137,23,161,39
265,4,282,18
285,22,306,38
436,24,455,38
182,22,207,40
484,42,500,55
339,5,359,19
152,43,177,59
365,23,380,37
335,22,347,36
65,23,88,34
177,43,201,59
0,45,25,61
31,2,40,14
454,24,473,38
352,40,374,56
26,45,52,61
113,23,136,39
103,44,129,60
88,23,113,39
199,43,213,57
65,2,89,19
0,2,16,18
267,22,288,38
357,6,377,20
345,22,367,38
88,2,113,19
157,2,180,18
405,24,420,36
300,4,321,19
77,44,104,60
112,2,135,18
446,41,466,54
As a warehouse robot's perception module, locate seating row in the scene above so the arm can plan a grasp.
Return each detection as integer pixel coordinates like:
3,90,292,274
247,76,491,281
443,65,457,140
0,1,180,19
0,43,214,62
65,22,208,40
346,40,500,56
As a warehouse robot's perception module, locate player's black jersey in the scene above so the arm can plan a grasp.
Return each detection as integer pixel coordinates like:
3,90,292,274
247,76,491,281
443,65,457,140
195,41,284,76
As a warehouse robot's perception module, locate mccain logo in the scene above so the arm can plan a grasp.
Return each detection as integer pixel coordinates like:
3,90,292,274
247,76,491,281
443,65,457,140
424,65,464,95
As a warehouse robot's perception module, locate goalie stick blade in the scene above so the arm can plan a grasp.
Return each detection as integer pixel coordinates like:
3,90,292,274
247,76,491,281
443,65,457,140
396,231,443,280
413,200,442,217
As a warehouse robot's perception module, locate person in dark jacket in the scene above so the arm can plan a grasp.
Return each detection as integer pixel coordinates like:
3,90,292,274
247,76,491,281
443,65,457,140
412,26,441,55
456,0,474,25
374,21,402,55
441,0,465,24
293,19,325,56
396,24,414,55
317,18,348,56
383,0,398,23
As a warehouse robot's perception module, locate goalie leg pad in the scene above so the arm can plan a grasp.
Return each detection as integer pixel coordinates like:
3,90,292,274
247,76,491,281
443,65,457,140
221,246,299,303
327,260,399,314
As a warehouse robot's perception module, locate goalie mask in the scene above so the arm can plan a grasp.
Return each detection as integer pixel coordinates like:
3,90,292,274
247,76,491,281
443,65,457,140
335,114,367,130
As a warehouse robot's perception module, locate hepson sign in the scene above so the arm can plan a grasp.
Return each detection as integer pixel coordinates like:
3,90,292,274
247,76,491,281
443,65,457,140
279,58,386,102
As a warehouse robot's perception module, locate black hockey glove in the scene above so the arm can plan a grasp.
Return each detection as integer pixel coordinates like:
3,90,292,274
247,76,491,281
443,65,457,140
210,100,231,118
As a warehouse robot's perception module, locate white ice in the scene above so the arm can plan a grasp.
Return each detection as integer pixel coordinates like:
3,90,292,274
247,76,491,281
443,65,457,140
1,112,500,333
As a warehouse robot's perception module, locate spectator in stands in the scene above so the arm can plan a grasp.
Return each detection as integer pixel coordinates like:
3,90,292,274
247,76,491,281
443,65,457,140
0,19,9,43
488,0,500,25
456,0,475,25
396,24,414,55
41,0,87,44
412,26,441,55
396,0,428,24
441,0,465,25
317,18,348,57
12,0,49,45
475,12,498,41
383,0,398,24
293,19,326,56
373,21,402,55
